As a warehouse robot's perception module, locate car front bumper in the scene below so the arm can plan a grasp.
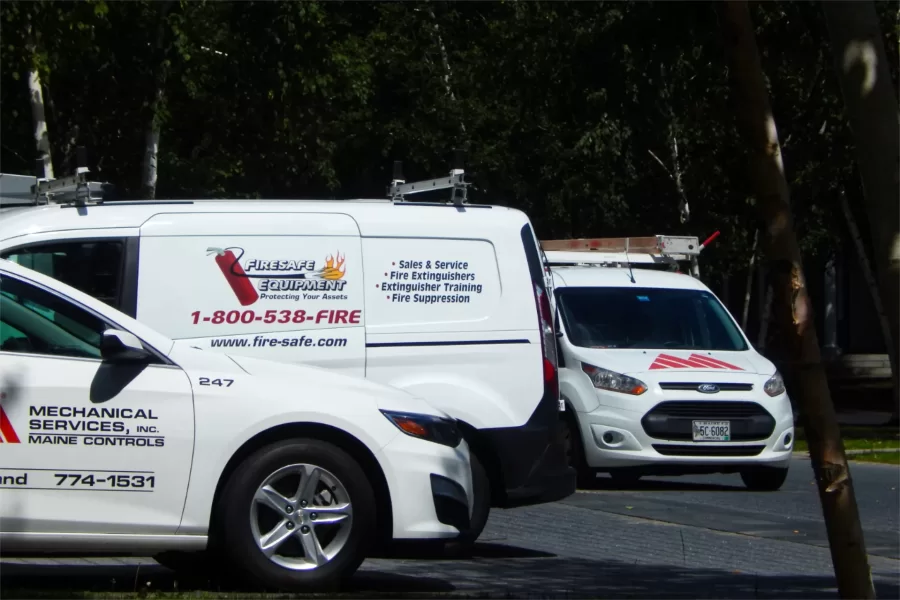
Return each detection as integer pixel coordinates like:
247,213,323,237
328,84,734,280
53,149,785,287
376,432,473,540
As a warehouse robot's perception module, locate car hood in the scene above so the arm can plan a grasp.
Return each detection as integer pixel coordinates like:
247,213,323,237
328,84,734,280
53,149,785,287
569,347,775,377
167,345,451,419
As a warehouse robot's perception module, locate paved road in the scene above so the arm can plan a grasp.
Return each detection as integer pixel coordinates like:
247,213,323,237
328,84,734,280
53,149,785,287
2,457,898,598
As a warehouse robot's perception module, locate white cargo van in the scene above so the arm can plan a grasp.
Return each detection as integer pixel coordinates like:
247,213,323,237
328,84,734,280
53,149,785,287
542,235,794,491
0,166,575,540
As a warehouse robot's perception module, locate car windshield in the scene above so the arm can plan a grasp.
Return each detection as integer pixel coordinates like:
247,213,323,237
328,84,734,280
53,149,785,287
556,286,748,351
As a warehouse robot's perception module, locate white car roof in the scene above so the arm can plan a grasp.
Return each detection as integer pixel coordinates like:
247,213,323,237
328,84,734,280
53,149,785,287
0,257,176,356
551,266,710,291
0,200,530,243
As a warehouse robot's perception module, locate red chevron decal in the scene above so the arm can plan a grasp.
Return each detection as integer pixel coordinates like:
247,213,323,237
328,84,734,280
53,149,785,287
649,353,744,371
0,406,20,443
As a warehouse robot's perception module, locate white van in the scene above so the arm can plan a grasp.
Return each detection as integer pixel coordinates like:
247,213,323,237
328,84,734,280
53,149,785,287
0,258,472,589
542,235,794,491
0,168,575,540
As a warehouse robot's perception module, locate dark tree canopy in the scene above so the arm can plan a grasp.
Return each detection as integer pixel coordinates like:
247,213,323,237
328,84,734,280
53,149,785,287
2,0,897,280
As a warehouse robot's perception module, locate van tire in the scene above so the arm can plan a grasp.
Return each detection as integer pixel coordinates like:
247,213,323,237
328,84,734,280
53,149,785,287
561,409,594,488
740,466,789,491
457,451,490,545
218,438,375,591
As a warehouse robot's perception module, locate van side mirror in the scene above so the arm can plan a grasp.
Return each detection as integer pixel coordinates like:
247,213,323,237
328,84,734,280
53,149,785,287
100,329,151,362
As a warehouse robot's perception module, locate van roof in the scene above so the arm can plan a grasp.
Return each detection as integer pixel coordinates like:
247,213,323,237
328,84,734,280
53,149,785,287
0,199,530,243
551,265,709,292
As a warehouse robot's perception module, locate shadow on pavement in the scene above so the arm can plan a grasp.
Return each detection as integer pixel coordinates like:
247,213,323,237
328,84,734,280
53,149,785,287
2,548,898,599
580,475,746,492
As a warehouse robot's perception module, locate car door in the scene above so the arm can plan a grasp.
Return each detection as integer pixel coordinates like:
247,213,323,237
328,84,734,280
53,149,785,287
0,271,194,535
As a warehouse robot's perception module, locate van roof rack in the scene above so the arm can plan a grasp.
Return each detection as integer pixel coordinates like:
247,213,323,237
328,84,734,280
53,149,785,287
387,149,470,205
540,232,720,278
0,146,114,208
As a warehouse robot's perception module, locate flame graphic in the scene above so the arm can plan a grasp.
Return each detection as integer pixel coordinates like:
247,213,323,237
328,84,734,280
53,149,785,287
320,252,346,280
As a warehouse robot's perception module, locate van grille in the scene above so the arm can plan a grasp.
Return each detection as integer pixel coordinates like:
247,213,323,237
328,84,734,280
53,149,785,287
652,444,765,457
647,401,767,418
641,401,775,442
659,382,754,392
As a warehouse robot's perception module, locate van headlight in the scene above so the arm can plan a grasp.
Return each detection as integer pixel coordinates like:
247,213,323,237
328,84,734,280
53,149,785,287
581,362,648,395
380,410,463,448
764,371,786,397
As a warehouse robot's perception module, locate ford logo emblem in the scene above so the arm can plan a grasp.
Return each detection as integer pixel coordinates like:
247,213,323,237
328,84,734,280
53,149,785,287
697,384,720,394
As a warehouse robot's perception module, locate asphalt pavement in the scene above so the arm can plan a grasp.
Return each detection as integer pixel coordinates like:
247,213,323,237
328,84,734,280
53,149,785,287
2,457,898,598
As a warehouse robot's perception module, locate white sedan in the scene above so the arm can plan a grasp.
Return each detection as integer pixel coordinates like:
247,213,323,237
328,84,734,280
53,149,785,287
0,259,472,590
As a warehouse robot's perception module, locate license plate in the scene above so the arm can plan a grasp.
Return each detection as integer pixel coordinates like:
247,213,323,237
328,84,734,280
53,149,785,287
692,420,731,441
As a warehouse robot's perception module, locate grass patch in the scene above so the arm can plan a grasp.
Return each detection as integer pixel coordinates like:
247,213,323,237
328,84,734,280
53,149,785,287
849,452,900,466
792,426,900,454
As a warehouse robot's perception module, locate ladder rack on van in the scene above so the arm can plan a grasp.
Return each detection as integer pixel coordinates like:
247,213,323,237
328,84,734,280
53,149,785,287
387,150,470,205
540,232,720,278
0,147,113,208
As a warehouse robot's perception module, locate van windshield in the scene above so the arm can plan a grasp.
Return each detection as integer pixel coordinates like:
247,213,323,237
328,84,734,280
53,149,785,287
556,286,748,351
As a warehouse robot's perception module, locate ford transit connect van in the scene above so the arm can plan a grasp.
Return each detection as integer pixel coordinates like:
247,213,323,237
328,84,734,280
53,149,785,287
542,236,793,491
0,168,575,540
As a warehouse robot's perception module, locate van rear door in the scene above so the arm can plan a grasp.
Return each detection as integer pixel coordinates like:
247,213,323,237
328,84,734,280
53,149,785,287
137,212,365,377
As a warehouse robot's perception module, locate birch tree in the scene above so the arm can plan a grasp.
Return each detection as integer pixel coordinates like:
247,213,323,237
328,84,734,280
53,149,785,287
25,15,53,179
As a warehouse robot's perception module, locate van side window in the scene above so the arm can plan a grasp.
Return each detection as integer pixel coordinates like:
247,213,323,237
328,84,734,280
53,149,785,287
1,241,124,310
0,274,106,360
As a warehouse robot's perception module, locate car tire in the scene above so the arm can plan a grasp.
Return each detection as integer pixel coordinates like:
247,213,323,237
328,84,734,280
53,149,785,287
218,438,376,591
456,451,490,545
740,466,789,491
561,410,595,488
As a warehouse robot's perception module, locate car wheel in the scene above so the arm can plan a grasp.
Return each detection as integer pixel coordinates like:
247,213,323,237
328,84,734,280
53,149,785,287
561,410,595,488
218,438,375,591
740,466,789,491
456,451,490,545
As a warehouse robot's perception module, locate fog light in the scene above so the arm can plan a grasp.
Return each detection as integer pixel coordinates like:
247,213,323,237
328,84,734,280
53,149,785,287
603,432,615,444
784,432,793,446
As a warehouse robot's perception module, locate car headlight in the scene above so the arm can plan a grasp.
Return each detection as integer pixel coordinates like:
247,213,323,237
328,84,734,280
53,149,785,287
380,410,463,448
764,371,786,397
581,362,648,395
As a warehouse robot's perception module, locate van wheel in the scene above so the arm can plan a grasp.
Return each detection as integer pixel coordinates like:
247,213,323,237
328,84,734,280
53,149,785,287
561,410,594,488
740,466,789,491
457,451,490,544
218,439,375,591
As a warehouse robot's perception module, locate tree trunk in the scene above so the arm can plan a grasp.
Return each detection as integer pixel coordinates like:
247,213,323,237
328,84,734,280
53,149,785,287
742,229,759,331
822,0,900,423
142,1,175,200
840,189,897,402
717,2,875,598
26,23,53,179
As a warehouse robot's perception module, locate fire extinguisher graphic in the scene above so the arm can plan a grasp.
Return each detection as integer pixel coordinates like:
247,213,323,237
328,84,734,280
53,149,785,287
207,247,259,306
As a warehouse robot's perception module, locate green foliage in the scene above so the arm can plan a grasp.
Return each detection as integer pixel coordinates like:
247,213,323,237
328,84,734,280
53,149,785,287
1,0,897,278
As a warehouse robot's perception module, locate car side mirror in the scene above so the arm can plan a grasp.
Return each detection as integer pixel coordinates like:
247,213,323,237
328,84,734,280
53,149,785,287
100,329,151,363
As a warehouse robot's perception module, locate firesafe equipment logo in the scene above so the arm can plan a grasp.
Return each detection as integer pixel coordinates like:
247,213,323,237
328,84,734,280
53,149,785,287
207,247,347,306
